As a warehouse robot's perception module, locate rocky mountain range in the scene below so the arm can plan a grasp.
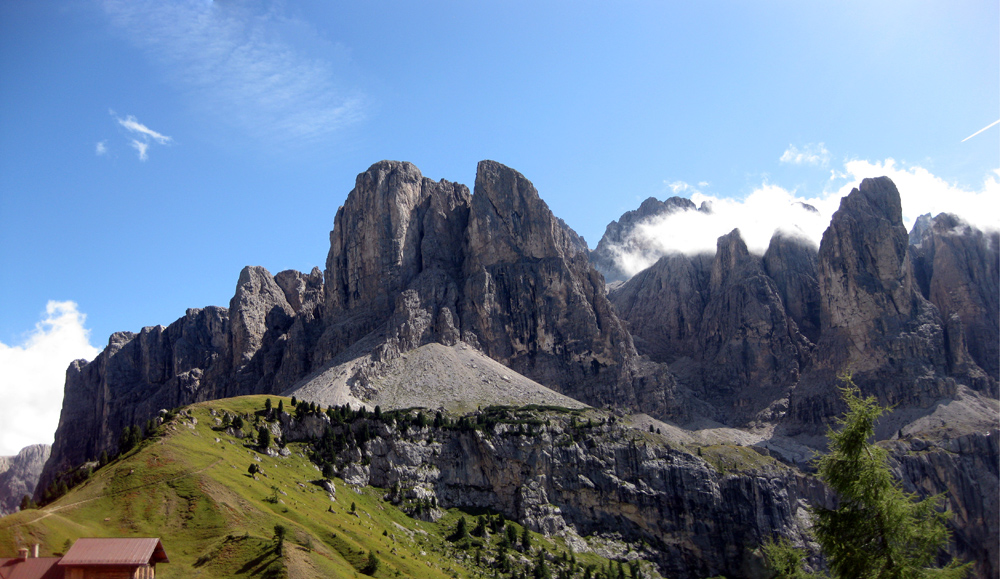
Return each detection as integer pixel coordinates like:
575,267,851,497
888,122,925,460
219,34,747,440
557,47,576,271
0,444,49,516
26,161,999,577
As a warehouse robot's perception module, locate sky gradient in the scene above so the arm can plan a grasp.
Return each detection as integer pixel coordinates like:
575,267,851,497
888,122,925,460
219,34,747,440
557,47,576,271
0,0,997,453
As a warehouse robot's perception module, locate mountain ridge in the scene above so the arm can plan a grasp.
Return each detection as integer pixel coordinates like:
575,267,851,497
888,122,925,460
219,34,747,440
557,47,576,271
27,160,999,577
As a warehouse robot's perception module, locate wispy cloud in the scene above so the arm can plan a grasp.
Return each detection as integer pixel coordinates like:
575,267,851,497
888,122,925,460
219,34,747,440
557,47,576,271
112,113,172,161
780,143,830,166
667,180,696,194
130,139,149,161
118,115,172,144
607,160,999,278
102,0,365,145
95,141,107,155
0,301,100,455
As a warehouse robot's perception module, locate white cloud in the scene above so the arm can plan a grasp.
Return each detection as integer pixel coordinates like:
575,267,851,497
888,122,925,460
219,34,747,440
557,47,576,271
102,0,365,144
95,141,107,155
0,302,100,456
608,160,999,279
111,114,171,161
780,143,831,166
118,115,172,144
130,139,149,161
835,159,1000,233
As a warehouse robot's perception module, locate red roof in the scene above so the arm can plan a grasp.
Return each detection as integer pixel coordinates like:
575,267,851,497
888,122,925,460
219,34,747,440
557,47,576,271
59,538,169,566
0,557,62,579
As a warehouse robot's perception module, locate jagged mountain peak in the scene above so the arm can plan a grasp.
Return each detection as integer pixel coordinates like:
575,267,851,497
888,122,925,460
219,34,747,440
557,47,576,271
27,167,999,578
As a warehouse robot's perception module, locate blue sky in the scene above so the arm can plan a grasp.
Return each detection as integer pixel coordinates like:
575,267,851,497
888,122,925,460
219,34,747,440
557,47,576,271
0,0,997,453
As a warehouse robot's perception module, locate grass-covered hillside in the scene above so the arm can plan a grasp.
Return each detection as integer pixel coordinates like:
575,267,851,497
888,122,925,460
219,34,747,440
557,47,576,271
0,396,640,579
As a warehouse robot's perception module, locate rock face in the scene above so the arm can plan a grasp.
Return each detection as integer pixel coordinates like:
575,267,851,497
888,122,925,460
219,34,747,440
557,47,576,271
762,233,821,345
610,229,811,425
890,428,1000,579
461,161,639,407
285,408,829,579
787,178,967,435
608,252,713,364
590,196,699,283
0,444,50,516
910,213,999,387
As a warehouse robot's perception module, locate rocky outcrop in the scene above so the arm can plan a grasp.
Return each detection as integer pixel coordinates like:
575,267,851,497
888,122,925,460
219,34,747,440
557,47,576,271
610,229,811,425
889,429,1000,579
291,408,829,579
910,213,999,386
788,178,956,433
39,160,647,499
461,161,640,408
0,444,50,516
695,230,811,423
608,252,713,364
762,233,821,344
590,196,699,283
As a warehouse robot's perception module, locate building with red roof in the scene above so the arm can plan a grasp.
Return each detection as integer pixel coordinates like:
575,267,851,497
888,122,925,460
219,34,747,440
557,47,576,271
0,539,168,579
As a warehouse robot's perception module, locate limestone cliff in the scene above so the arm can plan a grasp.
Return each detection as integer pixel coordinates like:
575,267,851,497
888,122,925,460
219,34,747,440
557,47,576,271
33,163,998,576
910,213,999,386
283,406,829,579
38,160,645,498
590,196,699,284
461,161,639,407
0,444,49,516
610,229,811,425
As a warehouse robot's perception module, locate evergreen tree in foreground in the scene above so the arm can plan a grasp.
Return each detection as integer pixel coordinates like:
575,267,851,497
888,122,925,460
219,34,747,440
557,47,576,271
808,377,969,579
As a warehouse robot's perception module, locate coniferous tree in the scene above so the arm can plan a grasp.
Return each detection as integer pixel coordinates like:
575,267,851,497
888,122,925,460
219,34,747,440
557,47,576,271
811,379,969,578
363,550,380,575
273,524,286,555
257,426,272,449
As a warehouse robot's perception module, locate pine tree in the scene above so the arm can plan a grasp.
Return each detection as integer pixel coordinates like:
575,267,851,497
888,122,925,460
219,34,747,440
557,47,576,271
273,524,286,555
811,377,970,579
257,426,272,449
363,550,380,575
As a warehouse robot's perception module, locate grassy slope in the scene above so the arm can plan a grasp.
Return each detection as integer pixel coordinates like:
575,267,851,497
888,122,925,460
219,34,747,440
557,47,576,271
0,396,620,579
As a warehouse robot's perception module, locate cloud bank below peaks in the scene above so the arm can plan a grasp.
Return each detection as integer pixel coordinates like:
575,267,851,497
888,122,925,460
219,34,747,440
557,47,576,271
606,159,999,280
0,302,100,456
